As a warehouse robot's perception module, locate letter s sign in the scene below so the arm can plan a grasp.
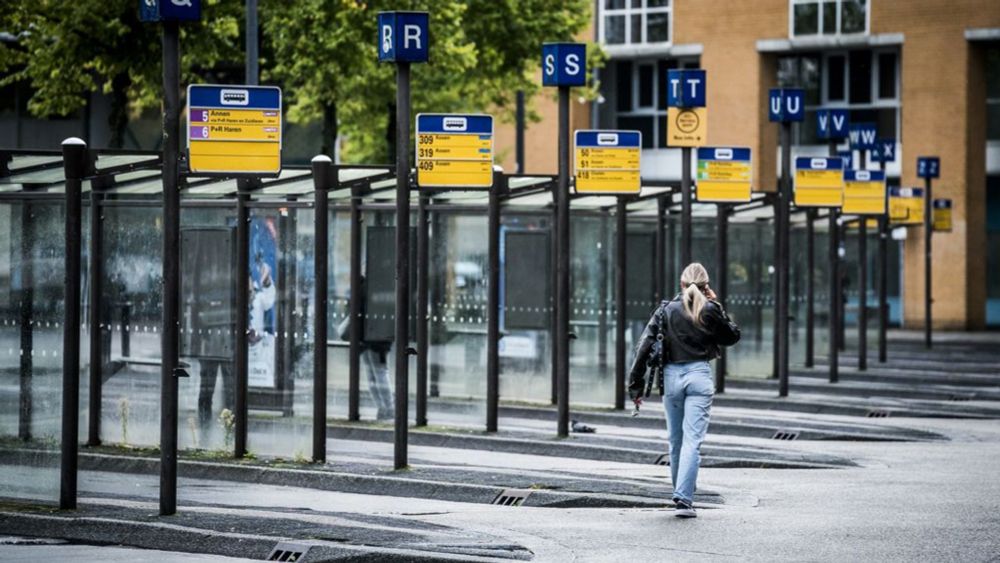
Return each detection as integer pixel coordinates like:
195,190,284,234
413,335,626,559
541,43,586,87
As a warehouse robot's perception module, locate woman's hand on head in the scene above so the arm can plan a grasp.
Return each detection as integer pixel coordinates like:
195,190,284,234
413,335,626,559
704,286,717,301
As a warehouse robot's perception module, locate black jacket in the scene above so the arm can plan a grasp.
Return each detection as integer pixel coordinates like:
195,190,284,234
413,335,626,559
628,295,740,396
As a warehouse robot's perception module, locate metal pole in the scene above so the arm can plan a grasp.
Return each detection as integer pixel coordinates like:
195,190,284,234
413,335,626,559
415,192,429,427
159,22,181,516
838,217,847,352
393,62,412,469
924,176,932,349
715,203,729,393
555,86,571,438
614,197,627,410
777,122,791,397
828,213,840,384
233,182,251,458
87,181,104,446
550,203,557,406
878,160,888,363
655,196,666,302
60,138,86,510
18,202,33,441
311,156,331,463
804,209,815,368
859,217,868,370
858,152,868,371
486,170,502,432
515,91,525,174
245,0,258,85
348,181,362,421
680,147,693,267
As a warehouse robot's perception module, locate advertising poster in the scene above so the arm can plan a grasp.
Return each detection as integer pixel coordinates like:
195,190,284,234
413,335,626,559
248,215,278,388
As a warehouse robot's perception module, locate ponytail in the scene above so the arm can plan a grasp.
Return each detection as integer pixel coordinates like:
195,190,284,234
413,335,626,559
680,263,710,325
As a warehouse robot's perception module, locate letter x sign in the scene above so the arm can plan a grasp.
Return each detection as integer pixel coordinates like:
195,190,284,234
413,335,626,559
378,12,429,63
666,69,706,108
768,88,804,122
542,43,586,87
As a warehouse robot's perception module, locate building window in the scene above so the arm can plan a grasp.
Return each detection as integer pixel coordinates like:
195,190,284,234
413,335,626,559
779,48,898,145
601,0,672,45
610,58,698,149
987,48,1000,141
791,0,868,37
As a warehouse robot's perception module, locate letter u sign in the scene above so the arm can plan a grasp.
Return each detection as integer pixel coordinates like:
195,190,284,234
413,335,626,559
768,88,805,123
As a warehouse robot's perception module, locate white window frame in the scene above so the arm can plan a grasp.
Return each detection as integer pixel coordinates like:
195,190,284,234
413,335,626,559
811,48,901,141
613,57,697,149
789,0,870,38
599,0,673,46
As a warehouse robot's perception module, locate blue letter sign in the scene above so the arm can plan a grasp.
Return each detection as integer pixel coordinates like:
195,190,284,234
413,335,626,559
139,0,202,22
768,89,804,122
848,122,877,150
816,109,849,140
872,138,896,163
666,69,707,108
542,43,586,87
378,12,429,63
917,156,940,179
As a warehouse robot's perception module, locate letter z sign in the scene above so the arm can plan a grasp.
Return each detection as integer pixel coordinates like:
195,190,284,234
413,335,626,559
542,43,586,87
378,12,429,63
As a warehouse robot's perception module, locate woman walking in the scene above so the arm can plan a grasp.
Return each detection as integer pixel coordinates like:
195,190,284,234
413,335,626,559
629,263,740,518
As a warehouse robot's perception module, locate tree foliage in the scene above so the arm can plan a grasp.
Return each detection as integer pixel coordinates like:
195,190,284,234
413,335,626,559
0,0,242,147
1,0,600,160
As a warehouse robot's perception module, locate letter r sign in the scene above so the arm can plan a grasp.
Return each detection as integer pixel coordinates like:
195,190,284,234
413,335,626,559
542,43,587,87
378,11,429,63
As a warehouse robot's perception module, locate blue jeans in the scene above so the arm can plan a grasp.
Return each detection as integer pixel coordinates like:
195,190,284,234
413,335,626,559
662,360,714,504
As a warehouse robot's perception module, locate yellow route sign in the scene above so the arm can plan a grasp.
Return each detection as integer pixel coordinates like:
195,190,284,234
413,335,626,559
794,157,844,207
574,130,641,194
889,187,925,225
933,199,953,232
416,114,494,188
696,147,752,202
667,107,707,147
187,85,282,175
842,169,886,215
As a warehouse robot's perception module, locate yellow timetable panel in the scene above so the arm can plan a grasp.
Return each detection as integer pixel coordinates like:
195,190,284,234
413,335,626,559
574,130,641,195
416,114,494,188
794,157,844,207
696,147,752,202
187,85,282,175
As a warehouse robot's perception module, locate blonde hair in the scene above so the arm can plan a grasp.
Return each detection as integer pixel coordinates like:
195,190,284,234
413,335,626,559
680,263,710,325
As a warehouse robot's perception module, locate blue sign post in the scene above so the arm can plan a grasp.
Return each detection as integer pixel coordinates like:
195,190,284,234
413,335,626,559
544,41,587,436
916,155,940,350
138,0,202,517
542,43,587,87
768,87,803,397
816,109,849,140
139,0,202,22
666,69,707,107
377,11,429,63
378,11,430,467
848,123,878,151
768,88,805,123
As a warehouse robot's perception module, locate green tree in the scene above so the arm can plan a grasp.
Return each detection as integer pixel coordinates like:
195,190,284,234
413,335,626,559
263,0,601,163
0,0,242,148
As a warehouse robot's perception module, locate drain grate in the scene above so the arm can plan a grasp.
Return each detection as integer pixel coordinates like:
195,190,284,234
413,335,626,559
771,430,800,441
492,488,532,507
654,454,670,466
949,395,974,402
866,409,890,418
267,542,311,562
